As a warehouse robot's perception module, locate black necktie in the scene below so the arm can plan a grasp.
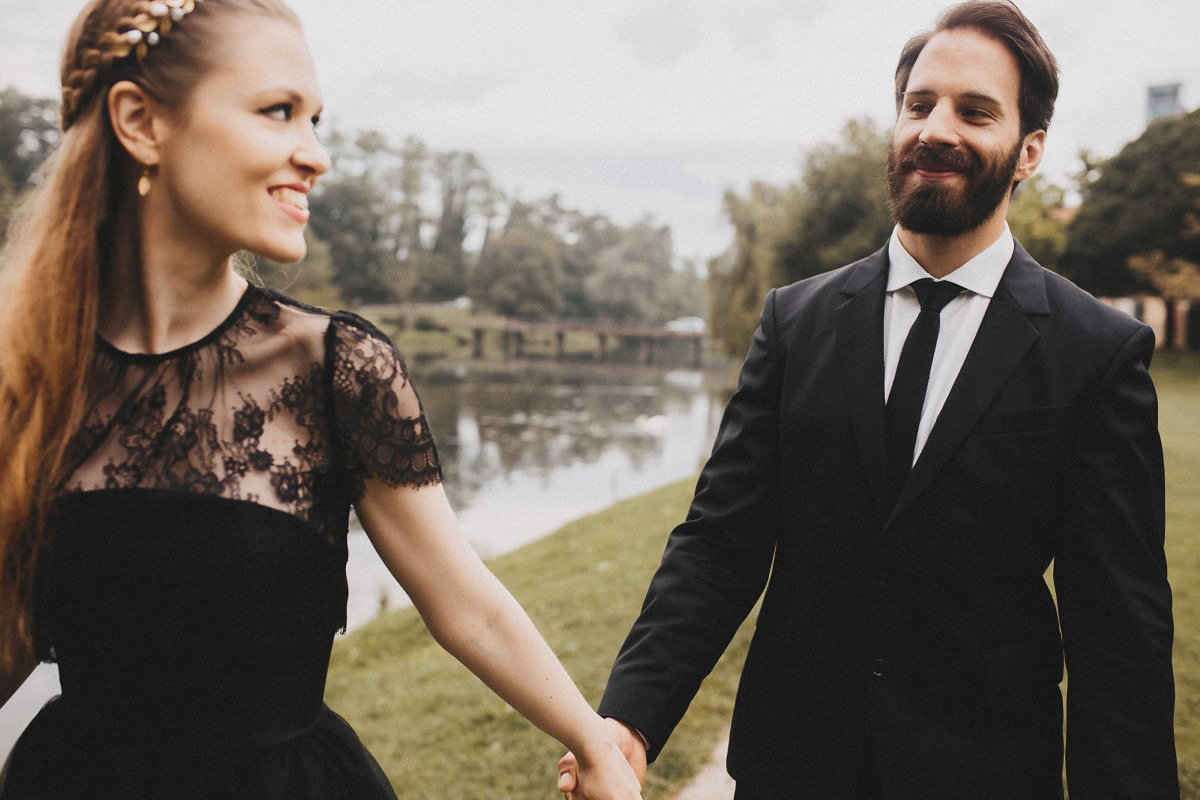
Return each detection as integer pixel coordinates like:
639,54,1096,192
885,278,964,503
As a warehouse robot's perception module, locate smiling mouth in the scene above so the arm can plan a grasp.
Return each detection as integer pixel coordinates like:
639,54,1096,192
269,186,309,210
913,165,966,179
269,186,310,222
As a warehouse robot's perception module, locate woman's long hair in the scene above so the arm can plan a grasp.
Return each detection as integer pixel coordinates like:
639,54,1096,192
0,0,298,668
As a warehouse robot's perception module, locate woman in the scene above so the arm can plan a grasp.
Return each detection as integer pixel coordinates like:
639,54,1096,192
0,1,639,798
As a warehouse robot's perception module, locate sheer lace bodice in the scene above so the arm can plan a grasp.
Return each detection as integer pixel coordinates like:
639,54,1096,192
4,288,440,799
62,285,442,542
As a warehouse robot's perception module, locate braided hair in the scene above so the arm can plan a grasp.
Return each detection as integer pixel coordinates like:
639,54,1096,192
0,0,299,669
59,3,150,131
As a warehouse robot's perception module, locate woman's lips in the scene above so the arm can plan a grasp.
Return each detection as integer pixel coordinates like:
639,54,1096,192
269,186,310,223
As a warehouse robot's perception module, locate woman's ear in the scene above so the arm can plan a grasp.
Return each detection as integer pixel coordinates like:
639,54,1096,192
106,80,165,168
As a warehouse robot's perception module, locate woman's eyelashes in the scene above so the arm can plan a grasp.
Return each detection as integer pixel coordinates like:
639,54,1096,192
261,102,293,121
261,103,321,132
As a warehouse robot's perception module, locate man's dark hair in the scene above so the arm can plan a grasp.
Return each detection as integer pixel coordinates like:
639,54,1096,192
894,0,1059,138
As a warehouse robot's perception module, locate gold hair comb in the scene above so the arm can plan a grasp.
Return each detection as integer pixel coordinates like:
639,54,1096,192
112,0,202,60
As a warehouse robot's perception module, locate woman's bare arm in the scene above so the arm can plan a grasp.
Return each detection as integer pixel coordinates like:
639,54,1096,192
356,482,642,799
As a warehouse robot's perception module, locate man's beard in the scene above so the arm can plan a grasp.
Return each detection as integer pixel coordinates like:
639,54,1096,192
886,138,1022,237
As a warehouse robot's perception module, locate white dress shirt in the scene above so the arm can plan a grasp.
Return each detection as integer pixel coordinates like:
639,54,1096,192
883,224,1014,464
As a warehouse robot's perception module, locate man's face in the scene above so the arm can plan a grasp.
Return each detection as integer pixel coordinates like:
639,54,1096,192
888,27,1043,237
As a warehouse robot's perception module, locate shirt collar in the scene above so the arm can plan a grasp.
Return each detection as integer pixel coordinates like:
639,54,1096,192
886,223,1013,298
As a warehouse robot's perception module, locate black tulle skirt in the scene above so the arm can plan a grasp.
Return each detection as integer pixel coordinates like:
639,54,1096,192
1,698,396,800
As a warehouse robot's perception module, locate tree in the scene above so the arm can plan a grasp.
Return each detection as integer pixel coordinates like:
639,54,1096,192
305,130,435,304
584,217,674,322
707,182,791,356
0,167,15,241
468,209,564,319
1059,108,1200,295
1007,174,1068,273
661,258,706,322
392,135,429,298
308,172,399,304
1125,172,1200,298
710,119,893,355
774,118,894,285
422,150,493,300
0,87,59,189
0,87,60,244
560,211,622,318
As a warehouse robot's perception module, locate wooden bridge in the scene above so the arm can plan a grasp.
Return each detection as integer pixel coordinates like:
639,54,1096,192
466,319,705,366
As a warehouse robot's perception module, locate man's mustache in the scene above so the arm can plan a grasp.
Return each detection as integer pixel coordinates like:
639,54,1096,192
900,144,979,173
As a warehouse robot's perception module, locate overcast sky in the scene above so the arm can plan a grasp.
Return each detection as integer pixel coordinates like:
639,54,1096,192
2,0,1197,263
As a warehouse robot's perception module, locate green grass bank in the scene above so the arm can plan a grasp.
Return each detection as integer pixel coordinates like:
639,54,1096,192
326,353,1200,799
1157,353,1200,796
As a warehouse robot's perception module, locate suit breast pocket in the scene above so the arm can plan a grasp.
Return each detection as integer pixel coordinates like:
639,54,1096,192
959,406,1072,512
974,405,1072,436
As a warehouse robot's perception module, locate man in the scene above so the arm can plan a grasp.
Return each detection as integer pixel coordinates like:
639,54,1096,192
559,1,1177,797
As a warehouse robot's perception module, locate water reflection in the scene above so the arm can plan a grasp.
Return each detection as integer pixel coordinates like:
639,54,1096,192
345,363,732,627
424,366,721,509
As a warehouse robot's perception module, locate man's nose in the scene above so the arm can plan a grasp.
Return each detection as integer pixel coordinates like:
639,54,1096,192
918,101,960,148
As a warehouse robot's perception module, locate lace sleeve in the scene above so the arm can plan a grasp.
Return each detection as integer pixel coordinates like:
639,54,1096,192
328,314,442,498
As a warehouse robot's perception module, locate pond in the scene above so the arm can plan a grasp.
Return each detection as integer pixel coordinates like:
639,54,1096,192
345,361,731,626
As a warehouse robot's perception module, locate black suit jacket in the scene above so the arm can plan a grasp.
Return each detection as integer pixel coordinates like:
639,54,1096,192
598,243,1177,798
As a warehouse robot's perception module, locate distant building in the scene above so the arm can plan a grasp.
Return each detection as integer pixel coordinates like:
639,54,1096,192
1147,83,1183,124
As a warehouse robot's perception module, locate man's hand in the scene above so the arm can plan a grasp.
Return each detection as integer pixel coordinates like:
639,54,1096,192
558,717,648,798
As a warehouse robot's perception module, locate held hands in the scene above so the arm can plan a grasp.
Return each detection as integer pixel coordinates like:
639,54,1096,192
558,717,647,800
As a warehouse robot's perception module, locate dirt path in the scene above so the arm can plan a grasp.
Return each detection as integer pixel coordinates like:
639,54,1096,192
670,730,735,800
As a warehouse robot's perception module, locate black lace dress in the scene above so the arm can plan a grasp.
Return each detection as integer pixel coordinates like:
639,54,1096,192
1,286,441,799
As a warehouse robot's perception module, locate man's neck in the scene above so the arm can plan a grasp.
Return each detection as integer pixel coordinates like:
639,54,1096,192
896,209,1008,278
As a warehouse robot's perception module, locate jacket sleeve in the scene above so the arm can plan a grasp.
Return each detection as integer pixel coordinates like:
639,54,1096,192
597,289,785,762
1053,323,1178,798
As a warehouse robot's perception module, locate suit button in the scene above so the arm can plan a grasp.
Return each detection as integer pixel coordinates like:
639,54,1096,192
872,658,887,677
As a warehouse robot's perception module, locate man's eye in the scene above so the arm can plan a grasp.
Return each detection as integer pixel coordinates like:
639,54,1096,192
261,103,293,121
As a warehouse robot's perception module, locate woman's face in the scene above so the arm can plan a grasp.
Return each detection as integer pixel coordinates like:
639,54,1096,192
151,16,330,264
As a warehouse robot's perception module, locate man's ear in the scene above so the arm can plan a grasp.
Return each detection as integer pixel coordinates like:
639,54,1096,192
1013,129,1046,183
106,80,165,168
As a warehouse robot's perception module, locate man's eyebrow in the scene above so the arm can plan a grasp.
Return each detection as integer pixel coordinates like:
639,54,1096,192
903,88,1003,106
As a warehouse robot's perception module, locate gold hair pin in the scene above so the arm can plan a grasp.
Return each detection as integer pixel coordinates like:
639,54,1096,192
112,0,202,60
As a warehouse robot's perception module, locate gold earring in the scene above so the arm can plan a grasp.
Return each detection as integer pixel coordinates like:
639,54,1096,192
137,167,152,197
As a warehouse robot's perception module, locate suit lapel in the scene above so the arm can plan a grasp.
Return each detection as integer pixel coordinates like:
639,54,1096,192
836,248,891,520
885,243,1049,528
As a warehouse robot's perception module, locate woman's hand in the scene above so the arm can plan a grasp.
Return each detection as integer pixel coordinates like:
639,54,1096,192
562,726,644,800
558,717,647,800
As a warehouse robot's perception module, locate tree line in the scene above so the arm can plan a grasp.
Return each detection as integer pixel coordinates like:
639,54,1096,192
0,86,704,325
5,83,1196,353
707,111,1200,355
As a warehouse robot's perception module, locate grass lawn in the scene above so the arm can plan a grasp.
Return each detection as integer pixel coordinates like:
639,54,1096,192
1155,352,1200,796
326,352,1200,799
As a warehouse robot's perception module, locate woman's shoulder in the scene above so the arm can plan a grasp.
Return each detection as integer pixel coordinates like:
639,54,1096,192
246,287,400,366
253,287,397,349
253,289,414,404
